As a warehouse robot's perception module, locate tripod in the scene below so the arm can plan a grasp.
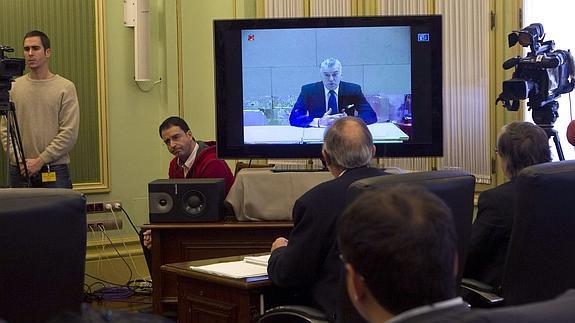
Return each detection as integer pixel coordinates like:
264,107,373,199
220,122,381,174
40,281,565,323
539,125,564,161
532,100,564,161
0,87,29,187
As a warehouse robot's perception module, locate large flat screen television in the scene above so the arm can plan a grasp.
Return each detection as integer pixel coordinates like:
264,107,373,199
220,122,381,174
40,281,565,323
214,15,442,159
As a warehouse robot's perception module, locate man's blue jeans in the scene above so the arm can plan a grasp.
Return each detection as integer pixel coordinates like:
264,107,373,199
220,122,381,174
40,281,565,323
10,164,73,188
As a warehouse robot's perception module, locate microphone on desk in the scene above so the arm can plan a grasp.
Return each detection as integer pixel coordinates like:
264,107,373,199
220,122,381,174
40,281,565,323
343,104,356,116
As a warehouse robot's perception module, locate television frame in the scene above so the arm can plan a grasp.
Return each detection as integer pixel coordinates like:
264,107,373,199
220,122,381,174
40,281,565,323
214,15,443,159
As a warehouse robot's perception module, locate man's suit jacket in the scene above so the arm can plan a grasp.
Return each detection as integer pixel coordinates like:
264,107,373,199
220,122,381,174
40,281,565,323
267,167,388,321
289,81,377,127
464,181,515,288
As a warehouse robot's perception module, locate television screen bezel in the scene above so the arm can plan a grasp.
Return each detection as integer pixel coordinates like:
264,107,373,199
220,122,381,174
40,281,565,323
214,15,443,159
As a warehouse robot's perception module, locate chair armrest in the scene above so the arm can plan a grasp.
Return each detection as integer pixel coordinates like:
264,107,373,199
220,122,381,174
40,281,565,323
257,305,328,322
461,278,505,306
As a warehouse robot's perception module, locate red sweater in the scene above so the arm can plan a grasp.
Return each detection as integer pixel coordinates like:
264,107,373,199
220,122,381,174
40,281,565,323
168,141,234,194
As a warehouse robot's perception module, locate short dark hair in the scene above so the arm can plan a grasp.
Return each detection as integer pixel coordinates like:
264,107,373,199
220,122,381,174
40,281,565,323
24,30,51,50
497,121,551,178
322,117,373,169
159,116,190,137
338,186,457,315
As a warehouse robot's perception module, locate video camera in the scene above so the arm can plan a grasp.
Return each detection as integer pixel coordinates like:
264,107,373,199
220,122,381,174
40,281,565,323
0,44,27,187
0,45,25,100
496,23,575,123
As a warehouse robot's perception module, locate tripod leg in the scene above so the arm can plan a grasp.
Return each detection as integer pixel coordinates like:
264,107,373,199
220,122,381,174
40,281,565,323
6,105,31,187
541,126,564,161
7,123,26,186
552,133,565,161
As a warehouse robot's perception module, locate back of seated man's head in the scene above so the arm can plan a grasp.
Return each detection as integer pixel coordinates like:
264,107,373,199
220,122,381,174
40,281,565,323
497,121,551,178
322,117,375,170
338,186,458,322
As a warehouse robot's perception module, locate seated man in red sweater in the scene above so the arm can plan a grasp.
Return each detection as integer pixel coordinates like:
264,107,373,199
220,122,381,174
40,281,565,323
157,116,234,191
141,116,234,257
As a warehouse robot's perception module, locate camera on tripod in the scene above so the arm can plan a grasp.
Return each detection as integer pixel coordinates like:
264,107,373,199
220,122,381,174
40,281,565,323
496,23,575,160
0,44,27,187
0,45,25,107
0,45,24,77
0,45,25,77
496,23,575,114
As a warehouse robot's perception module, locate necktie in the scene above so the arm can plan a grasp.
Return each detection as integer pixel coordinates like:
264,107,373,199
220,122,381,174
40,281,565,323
328,90,338,115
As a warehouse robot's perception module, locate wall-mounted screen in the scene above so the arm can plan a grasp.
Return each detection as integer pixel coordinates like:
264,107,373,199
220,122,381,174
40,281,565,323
214,15,443,158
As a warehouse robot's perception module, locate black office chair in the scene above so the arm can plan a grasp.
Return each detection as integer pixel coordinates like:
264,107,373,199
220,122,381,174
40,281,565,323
0,188,87,323
258,170,475,323
348,169,476,285
462,160,575,307
332,170,475,322
456,289,575,323
257,305,329,323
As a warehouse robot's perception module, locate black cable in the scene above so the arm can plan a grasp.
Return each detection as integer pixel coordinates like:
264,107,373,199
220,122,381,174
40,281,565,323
85,273,129,287
84,276,142,300
120,206,141,235
84,282,93,295
85,227,154,301
88,281,107,291
84,274,126,303
84,281,108,303
93,286,134,300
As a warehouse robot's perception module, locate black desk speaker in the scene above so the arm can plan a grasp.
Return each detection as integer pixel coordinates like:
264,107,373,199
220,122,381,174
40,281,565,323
149,178,225,223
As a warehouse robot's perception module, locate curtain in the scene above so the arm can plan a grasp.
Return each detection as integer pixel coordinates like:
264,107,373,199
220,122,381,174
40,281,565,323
263,0,492,183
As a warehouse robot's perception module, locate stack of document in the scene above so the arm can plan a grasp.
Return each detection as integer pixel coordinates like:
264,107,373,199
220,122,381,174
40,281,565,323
190,254,271,279
243,254,270,266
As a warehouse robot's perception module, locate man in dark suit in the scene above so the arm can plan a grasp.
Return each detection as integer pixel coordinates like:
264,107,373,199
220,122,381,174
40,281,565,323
289,58,377,128
339,186,470,323
464,121,551,288
267,117,388,321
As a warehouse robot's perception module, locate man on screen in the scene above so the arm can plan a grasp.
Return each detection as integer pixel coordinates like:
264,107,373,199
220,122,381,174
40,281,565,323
289,58,377,128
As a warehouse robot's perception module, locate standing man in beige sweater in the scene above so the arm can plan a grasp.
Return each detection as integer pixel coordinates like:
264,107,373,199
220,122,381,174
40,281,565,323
1,30,79,188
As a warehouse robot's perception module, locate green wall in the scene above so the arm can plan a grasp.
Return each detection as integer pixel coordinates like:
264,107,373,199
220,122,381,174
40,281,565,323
87,1,256,237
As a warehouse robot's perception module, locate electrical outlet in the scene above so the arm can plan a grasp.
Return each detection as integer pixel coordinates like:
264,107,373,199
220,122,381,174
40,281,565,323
94,203,104,212
87,218,123,232
104,201,123,211
86,201,122,213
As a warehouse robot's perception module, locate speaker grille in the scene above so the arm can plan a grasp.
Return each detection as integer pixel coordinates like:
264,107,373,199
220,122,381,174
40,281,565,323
148,179,225,223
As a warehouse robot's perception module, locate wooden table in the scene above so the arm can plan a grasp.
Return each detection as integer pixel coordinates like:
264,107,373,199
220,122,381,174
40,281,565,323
162,256,278,323
141,221,292,315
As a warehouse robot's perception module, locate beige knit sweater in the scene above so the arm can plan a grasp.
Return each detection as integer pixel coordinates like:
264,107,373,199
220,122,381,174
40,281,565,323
0,74,80,165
